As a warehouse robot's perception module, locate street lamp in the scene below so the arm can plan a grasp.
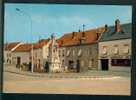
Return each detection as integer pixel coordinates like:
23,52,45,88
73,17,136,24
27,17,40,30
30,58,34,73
16,8,34,73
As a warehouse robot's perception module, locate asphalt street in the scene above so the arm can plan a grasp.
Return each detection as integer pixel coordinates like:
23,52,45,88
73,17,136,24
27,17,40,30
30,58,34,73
3,65,130,95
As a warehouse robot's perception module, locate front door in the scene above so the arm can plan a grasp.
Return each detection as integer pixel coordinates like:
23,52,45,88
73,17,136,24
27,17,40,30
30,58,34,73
45,61,49,73
76,60,80,72
17,57,21,65
101,59,109,71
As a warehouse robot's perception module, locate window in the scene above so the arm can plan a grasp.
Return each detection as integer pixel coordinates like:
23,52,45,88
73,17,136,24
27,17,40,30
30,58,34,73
68,60,74,69
102,46,107,55
35,53,37,57
62,60,64,65
73,50,75,56
89,48,92,55
123,44,129,54
62,49,65,57
81,60,84,67
111,59,131,66
87,49,90,55
78,49,82,56
66,50,70,57
113,45,119,54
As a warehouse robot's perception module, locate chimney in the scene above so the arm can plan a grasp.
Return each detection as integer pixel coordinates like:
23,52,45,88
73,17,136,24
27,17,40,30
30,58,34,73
104,24,108,32
72,32,75,39
115,19,121,32
82,32,85,37
96,33,99,40
78,29,81,32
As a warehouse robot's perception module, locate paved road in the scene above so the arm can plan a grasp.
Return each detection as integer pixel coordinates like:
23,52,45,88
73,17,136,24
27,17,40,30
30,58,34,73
3,69,130,95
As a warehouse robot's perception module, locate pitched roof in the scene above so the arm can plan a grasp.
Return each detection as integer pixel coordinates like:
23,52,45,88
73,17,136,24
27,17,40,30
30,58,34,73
33,39,50,49
5,42,20,51
99,23,132,42
13,44,32,52
57,27,105,47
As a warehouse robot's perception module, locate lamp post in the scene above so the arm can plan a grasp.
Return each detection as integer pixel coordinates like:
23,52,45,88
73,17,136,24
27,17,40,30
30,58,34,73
16,8,34,73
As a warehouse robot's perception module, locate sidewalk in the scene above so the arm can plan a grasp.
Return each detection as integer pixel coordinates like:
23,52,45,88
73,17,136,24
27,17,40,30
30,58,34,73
4,64,130,79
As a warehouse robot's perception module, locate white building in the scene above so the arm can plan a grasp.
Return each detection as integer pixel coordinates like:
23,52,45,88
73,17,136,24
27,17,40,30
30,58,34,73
32,39,50,72
4,42,23,65
11,43,32,65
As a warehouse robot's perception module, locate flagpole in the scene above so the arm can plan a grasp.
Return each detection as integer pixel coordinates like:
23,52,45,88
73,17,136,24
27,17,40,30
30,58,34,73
16,8,34,73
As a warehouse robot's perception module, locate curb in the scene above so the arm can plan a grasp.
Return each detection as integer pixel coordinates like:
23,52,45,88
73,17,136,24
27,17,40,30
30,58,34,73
4,70,121,80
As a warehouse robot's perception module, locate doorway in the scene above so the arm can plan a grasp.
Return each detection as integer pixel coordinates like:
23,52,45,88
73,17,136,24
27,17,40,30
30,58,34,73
17,57,21,65
101,59,109,70
76,60,80,72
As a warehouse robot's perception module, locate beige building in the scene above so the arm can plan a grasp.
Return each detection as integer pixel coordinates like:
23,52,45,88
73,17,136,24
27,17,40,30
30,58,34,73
33,39,50,72
4,42,23,65
98,19,131,71
11,43,32,65
57,27,105,72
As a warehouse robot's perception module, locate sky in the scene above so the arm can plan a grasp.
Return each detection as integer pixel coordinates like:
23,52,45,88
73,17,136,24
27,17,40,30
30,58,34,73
4,4,132,43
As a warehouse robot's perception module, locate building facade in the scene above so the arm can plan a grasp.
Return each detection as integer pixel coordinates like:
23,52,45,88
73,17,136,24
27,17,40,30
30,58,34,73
11,43,32,65
4,42,22,65
33,39,50,72
98,19,131,71
57,27,105,72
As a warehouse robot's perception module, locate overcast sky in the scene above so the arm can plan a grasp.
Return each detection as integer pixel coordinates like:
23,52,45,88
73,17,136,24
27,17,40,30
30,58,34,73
4,4,132,43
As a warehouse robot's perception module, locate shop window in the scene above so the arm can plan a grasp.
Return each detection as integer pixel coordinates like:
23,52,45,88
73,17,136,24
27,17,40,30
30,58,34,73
111,59,131,66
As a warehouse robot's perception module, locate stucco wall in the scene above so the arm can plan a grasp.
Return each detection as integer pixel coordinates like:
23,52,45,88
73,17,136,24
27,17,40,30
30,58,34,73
4,51,12,64
11,52,30,65
62,43,98,72
98,39,131,71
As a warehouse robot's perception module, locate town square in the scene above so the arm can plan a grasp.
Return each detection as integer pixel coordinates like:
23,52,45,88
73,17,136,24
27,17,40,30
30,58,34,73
3,4,131,95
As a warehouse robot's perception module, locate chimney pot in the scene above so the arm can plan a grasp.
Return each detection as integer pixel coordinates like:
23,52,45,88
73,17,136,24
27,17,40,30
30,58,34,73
78,30,81,32
72,32,75,39
82,32,85,37
104,24,108,32
115,19,121,32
